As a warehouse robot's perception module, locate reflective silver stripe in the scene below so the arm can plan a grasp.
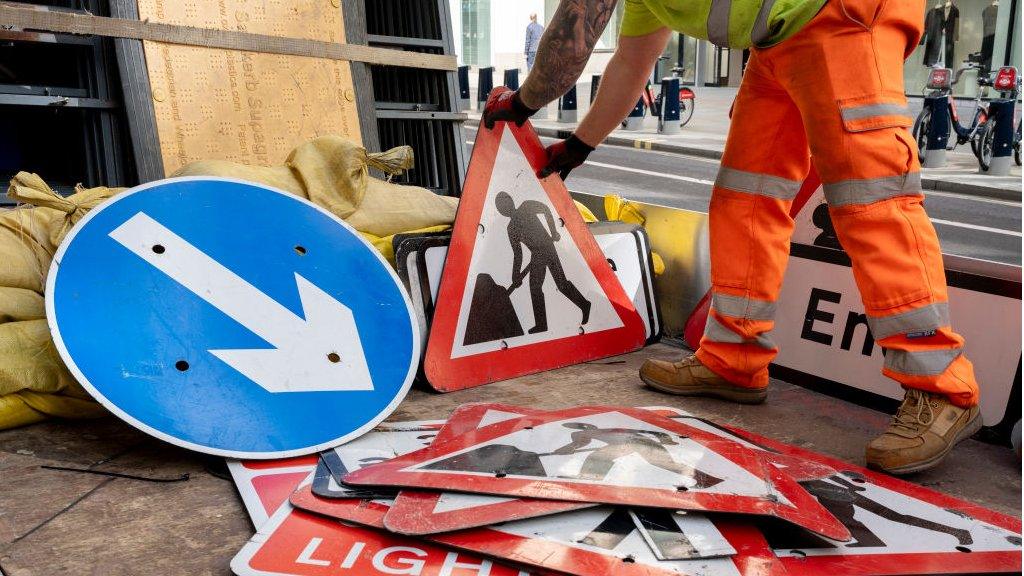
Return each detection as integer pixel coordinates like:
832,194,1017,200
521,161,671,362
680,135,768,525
704,315,776,349
867,302,950,340
885,349,961,376
715,167,801,200
750,0,776,45
712,292,777,321
823,172,922,207
707,0,731,47
841,103,913,122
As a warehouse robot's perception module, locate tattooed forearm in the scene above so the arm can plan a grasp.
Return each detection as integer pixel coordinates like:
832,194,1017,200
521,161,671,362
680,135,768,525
519,0,618,109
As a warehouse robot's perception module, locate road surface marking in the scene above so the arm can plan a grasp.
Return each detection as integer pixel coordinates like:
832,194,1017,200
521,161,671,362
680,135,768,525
930,218,1022,237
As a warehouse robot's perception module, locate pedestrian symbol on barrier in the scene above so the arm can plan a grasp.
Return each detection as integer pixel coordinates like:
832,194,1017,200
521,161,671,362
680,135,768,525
46,177,419,458
424,120,646,392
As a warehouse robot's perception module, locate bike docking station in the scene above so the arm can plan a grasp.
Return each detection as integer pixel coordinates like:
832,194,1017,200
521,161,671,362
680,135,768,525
458,65,471,111
623,96,646,131
920,68,952,168
558,84,578,123
982,67,1020,175
658,77,682,135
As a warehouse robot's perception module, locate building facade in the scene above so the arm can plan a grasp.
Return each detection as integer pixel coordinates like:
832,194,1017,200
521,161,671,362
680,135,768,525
452,0,1020,95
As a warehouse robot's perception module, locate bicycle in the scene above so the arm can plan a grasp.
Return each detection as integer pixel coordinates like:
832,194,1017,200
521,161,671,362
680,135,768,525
976,67,1020,171
912,61,991,162
622,57,696,129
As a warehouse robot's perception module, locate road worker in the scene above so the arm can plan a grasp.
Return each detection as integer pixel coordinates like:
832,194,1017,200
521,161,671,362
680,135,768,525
483,0,981,475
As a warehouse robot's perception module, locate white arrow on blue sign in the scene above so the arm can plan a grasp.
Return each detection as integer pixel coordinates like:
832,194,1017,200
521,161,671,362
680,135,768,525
46,177,420,458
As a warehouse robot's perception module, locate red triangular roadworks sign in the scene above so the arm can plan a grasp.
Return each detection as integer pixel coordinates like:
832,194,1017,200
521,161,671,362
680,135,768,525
343,405,851,541
424,119,646,392
385,403,592,535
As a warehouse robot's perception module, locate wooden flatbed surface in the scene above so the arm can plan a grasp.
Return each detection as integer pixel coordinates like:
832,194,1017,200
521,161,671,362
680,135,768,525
0,343,1020,575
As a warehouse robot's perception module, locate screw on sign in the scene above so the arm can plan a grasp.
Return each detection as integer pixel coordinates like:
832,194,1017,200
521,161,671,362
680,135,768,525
46,177,419,458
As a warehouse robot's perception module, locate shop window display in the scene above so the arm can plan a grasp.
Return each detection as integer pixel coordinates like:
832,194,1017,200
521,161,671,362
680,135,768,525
906,0,1018,97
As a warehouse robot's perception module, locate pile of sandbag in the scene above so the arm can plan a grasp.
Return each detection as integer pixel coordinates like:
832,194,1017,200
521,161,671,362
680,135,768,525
0,174,122,429
174,136,459,263
0,136,460,430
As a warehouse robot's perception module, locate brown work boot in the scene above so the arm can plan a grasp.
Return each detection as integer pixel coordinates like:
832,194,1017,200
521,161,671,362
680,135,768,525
866,388,982,475
639,354,767,404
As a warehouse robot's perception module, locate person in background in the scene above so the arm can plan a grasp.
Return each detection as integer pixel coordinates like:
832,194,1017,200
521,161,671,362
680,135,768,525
525,13,544,72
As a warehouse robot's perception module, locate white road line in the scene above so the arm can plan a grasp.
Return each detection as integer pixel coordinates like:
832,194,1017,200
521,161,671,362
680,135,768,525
583,160,715,186
930,218,1022,237
924,188,1021,207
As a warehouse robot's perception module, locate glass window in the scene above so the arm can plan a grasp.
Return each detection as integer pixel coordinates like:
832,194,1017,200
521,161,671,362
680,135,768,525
544,0,622,51
462,0,490,67
906,0,1019,97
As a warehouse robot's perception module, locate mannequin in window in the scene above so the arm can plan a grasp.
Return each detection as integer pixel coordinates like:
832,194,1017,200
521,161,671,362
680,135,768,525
942,0,959,68
981,1,998,73
921,2,945,66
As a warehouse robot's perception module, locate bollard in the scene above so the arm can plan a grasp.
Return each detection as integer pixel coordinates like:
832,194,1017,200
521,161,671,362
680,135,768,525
622,97,645,131
476,66,494,108
558,85,578,124
590,74,602,104
457,65,471,111
503,68,520,91
984,99,1015,175
921,94,949,168
658,77,681,135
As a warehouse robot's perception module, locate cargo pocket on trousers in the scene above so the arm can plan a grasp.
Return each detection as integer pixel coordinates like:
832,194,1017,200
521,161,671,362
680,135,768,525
837,95,914,133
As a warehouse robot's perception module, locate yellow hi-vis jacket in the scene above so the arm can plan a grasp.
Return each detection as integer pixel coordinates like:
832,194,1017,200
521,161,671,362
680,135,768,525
620,0,827,48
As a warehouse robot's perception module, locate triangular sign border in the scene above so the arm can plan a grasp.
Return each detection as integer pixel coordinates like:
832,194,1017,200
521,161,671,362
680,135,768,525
424,119,647,392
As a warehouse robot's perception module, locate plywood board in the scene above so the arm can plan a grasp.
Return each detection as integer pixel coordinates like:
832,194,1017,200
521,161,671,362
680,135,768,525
135,0,361,174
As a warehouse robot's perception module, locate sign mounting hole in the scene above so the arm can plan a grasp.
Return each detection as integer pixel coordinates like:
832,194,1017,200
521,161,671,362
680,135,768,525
152,244,165,254
294,245,307,255
327,352,341,363
174,360,189,371
955,546,972,553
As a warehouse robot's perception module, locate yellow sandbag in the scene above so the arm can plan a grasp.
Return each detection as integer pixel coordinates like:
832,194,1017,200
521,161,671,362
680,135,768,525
174,135,458,238
361,224,453,265
0,319,76,396
0,390,107,430
0,287,45,323
603,194,665,276
1,173,122,294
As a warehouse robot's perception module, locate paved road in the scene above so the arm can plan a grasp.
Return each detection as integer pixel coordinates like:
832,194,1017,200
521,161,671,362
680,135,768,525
465,126,1022,266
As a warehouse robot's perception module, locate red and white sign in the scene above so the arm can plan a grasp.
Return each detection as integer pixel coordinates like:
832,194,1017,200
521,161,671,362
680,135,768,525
231,489,537,576
385,403,592,535
663,413,1023,575
227,455,319,528
423,119,646,392
344,406,851,541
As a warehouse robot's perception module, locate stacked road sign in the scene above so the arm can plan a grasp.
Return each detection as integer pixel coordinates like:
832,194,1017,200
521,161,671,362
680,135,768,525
229,404,1022,576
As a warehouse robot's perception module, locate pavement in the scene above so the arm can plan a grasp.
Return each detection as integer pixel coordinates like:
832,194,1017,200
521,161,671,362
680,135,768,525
1,342,1020,575
465,84,1022,201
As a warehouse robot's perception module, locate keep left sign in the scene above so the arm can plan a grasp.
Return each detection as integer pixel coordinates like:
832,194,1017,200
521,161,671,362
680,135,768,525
46,177,419,458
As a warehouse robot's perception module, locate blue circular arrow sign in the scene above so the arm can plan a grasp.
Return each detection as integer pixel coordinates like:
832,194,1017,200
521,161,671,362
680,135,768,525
46,177,420,458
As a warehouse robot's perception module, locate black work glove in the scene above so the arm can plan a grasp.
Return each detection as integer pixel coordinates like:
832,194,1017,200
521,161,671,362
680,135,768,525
539,134,595,180
482,87,538,130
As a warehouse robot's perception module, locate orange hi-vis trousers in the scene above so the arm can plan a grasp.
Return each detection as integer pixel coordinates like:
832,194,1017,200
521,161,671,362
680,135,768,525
695,0,980,407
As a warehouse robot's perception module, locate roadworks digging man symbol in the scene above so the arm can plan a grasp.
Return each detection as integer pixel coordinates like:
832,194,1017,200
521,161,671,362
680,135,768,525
423,421,723,489
463,191,591,344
